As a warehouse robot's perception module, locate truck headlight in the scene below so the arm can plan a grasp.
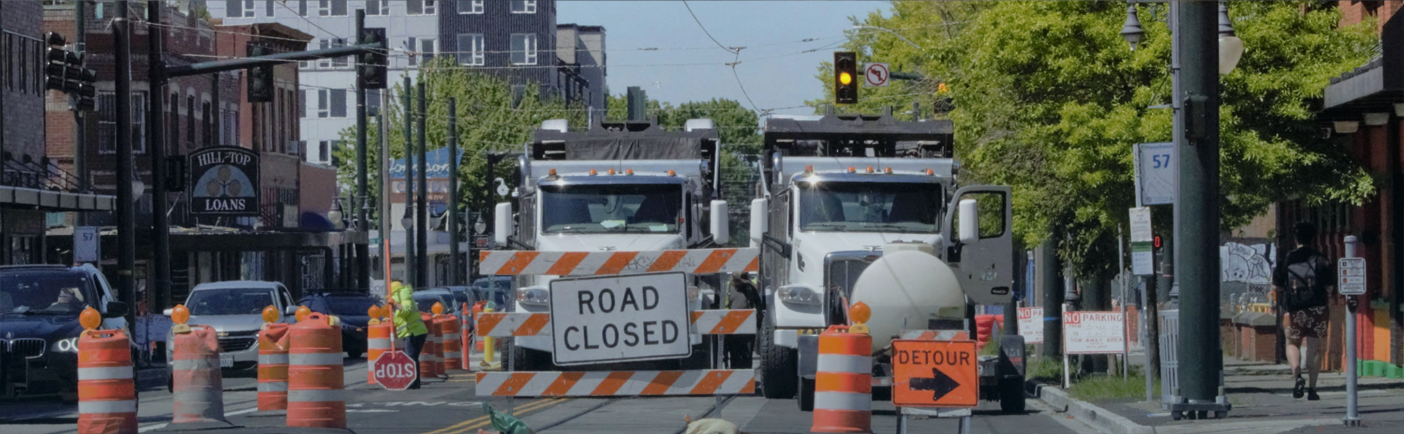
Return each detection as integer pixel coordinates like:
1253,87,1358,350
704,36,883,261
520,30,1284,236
517,287,550,307
54,337,79,353
778,285,822,305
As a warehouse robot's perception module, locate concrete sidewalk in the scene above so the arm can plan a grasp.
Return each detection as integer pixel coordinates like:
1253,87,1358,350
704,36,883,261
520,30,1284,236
1042,356,1404,434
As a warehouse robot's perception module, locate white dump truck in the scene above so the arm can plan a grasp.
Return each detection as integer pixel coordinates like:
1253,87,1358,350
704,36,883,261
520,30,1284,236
491,116,736,371
753,107,1026,412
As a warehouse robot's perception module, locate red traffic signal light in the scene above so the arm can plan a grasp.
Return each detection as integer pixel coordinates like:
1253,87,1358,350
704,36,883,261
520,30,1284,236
1153,235,1163,249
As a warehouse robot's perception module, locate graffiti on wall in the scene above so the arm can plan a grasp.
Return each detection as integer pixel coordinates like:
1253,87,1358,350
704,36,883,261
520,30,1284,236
1222,242,1275,284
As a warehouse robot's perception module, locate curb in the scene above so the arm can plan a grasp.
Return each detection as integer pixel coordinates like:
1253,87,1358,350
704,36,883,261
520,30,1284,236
1028,381,1154,434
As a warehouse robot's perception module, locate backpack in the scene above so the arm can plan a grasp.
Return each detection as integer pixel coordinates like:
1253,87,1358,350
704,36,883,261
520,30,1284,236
1284,253,1329,310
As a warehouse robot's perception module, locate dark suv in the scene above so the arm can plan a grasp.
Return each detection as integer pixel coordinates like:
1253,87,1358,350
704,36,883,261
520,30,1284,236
1,264,130,402
298,293,381,358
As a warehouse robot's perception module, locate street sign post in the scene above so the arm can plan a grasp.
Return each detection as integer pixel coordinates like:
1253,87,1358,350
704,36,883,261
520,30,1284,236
864,62,890,87
892,339,978,408
74,226,100,263
1133,142,1175,206
372,350,418,390
1130,207,1154,275
548,272,690,366
1016,307,1044,344
1338,257,1366,296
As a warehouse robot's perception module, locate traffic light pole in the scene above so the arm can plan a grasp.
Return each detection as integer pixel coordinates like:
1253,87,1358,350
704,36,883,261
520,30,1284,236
147,0,171,314
448,98,460,286
402,76,416,288
74,0,87,200
416,82,429,287
354,10,369,291
113,0,138,364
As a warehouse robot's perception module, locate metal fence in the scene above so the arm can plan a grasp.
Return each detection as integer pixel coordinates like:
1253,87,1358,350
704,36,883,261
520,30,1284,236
1159,309,1180,404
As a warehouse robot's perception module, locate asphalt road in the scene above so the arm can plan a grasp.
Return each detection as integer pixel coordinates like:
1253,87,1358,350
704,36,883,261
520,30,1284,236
0,356,1094,434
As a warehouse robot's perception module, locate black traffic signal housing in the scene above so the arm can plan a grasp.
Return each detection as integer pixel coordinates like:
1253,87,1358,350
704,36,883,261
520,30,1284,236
358,28,387,89
44,32,68,91
247,43,274,103
834,51,858,105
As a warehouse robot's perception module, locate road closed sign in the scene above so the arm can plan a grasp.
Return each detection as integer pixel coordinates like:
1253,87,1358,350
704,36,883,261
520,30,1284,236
1063,311,1125,354
892,339,978,408
549,272,690,366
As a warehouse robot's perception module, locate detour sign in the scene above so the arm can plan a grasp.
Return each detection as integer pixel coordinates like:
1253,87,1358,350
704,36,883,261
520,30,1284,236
892,339,978,408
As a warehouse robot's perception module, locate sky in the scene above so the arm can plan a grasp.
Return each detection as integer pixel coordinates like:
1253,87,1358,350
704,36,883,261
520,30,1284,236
557,1,890,117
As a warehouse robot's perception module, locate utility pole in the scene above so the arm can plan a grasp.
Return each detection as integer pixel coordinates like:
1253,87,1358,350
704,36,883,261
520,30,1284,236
354,10,369,291
402,76,415,287
146,0,170,314
113,0,138,360
74,0,87,200
1175,0,1225,411
448,98,460,286
1041,231,1064,358
416,82,428,287
378,91,391,294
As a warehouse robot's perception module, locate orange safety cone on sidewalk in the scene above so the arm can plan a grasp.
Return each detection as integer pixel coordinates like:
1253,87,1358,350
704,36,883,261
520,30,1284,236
170,312,235,428
287,313,347,430
811,302,873,434
367,306,391,384
258,306,291,412
76,308,137,434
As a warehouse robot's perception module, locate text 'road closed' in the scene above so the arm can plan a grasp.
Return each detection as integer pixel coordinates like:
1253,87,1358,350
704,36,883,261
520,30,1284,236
550,272,691,365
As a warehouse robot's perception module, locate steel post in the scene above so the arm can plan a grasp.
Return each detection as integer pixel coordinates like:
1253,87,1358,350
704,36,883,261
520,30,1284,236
74,0,87,199
147,0,170,315
114,0,137,341
448,98,460,286
1344,235,1361,426
415,82,428,286
355,10,370,291
1042,232,1064,358
402,76,415,287
379,91,391,294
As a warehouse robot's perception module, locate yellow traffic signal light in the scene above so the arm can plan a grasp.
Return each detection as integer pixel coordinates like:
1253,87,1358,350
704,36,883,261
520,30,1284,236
834,52,857,104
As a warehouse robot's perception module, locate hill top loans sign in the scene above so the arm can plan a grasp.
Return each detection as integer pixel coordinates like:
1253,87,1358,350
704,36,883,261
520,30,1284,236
189,147,260,216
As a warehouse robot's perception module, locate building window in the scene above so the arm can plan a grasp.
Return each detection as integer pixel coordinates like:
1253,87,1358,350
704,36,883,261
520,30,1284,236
226,0,255,18
511,34,537,65
367,0,389,15
98,91,148,154
331,38,349,68
457,0,483,14
202,101,213,146
317,89,329,118
317,39,331,68
265,0,274,17
407,38,436,66
299,90,307,118
511,0,536,14
187,95,197,146
407,0,436,15
319,141,331,163
297,0,307,16
330,89,347,117
318,0,345,16
457,34,484,66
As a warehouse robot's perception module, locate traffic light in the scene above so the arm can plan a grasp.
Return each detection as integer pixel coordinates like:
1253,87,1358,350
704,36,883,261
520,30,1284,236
834,51,858,105
247,43,274,103
1153,234,1163,250
44,32,68,91
358,27,387,89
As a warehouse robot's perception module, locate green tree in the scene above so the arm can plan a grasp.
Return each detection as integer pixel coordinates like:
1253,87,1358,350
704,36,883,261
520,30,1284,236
816,1,1377,275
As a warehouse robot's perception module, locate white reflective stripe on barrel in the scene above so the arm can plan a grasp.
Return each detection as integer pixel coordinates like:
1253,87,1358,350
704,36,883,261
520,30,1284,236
258,354,290,365
171,358,217,371
367,340,390,350
817,354,872,375
443,351,461,358
289,353,343,366
287,389,343,403
442,333,460,340
814,392,872,412
175,388,223,403
78,367,134,380
258,382,289,392
79,400,137,414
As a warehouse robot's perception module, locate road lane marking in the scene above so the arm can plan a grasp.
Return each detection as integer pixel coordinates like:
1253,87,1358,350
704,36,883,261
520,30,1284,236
137,407,259,432
443,399,565,434
421,398,561,434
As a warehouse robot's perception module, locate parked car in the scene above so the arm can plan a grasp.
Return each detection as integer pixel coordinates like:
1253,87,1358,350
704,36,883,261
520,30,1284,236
298,292,381,358
471,277,513,310
165,281,296,374
410,288,459,317
0,264,131,402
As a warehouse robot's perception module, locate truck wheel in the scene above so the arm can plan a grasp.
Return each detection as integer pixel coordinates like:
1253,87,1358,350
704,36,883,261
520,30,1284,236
759,314,798,399
511,345,544,371
999,377,1026,413
798,377,815,412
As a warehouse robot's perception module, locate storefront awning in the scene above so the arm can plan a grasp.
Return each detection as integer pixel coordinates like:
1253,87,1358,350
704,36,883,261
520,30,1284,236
0,186,116,211
1322,16,1404,118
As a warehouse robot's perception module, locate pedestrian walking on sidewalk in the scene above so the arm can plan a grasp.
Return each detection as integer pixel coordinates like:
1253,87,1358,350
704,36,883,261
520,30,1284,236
389,281,430,389
1273,222,1332,401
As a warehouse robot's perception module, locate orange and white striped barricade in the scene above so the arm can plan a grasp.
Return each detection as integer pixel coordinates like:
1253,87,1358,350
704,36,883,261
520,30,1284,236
171,325,235,428
474,310,756,338
418,313,442,380
258,323,291,412
478,248,758,277
366,322,392,384
811,325,872,434
460,303,473,371
475,370,755,397
440,315,464,371
899,330,970,341
77,329,137,434
287,313,346,430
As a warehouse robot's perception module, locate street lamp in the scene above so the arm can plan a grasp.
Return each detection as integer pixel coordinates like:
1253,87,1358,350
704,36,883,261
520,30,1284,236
401,207,414,232
851,25,922,50
1217,2,1244,75
1120,3,1144,51
328,197,345,230
474,215,487,234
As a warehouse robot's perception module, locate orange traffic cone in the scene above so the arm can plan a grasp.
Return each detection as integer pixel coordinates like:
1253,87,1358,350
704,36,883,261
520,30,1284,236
440,315,463,371
287,313,347,430
77,327,137,434
171,325,235,428
258,323,291,411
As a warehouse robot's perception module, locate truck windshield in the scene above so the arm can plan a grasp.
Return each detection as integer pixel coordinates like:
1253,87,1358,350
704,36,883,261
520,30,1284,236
541,184,682,234
187,288,275,316
798,181,942,233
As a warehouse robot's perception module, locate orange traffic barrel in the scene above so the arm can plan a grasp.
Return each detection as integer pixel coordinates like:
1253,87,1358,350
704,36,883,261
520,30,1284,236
439,315,463,372
811,325,872,434
460,303,473,371
258,323,291,411
171,325,234,428
367,322,392,384
287,313,346,429
419,313,441,379
77,328,137,434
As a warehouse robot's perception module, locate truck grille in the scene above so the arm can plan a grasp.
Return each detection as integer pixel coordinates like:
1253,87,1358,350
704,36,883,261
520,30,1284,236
3,338,47,358
825,252,881,298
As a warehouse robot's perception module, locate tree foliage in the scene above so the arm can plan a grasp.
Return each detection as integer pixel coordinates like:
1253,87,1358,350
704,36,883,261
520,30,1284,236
816,1,1378,275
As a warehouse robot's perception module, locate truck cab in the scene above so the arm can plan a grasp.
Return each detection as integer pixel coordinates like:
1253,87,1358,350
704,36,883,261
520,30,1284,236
755,108,1023,411
493,117,732,370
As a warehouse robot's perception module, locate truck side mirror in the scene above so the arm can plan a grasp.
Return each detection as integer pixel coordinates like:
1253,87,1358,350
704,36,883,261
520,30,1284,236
710,200,729,245
958,198,979,244
494,202,512,247
284,305,297,316
104,301,128,318
163,308,174,316
750,198,768,248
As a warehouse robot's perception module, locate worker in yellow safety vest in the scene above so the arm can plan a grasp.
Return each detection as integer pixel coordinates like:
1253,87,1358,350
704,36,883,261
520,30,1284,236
388,281,429,389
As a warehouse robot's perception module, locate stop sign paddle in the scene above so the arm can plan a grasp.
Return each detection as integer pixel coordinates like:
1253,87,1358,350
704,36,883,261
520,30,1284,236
373,350,418,390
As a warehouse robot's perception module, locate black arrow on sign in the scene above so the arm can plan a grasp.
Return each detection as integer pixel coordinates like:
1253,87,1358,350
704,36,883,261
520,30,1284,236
910,368,961,402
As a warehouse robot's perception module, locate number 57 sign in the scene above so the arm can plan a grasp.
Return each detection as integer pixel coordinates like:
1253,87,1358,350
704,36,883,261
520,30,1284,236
1134,142,1175,206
